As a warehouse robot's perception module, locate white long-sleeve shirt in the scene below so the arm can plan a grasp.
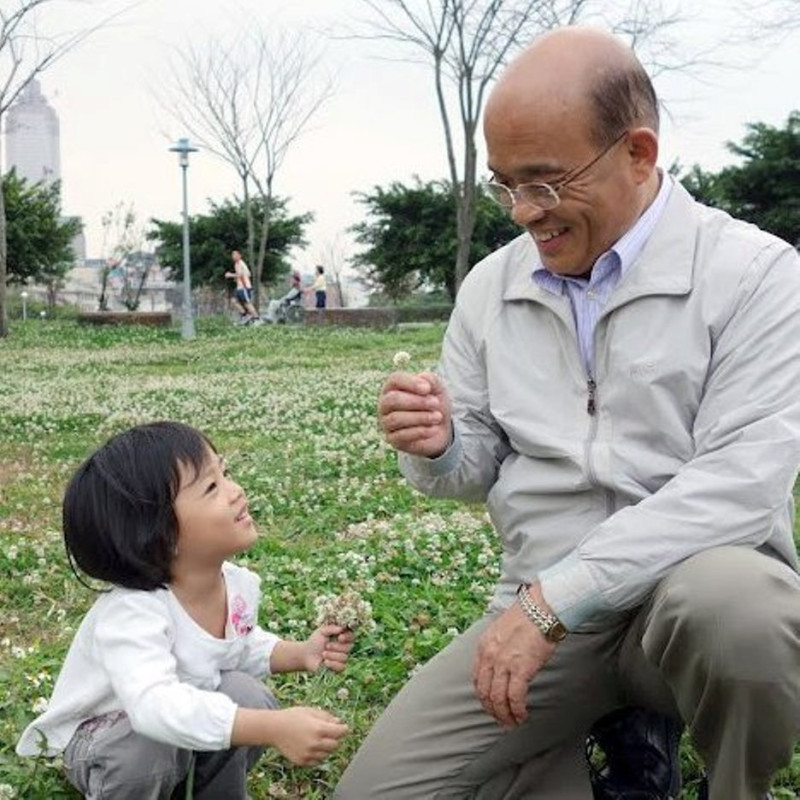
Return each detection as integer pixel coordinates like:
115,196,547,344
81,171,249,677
17,562,280,756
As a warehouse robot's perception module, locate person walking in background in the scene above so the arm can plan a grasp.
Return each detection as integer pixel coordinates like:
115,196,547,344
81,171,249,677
225,250,262,325
311,265,327,309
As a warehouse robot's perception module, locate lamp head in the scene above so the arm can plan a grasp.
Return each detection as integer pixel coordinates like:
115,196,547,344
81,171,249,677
169,137,198,166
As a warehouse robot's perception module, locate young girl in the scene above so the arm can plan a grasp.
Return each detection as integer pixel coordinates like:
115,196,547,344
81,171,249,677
16,421,353,799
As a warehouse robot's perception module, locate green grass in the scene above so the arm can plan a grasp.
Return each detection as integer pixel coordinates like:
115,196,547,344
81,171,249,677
0,318,798,799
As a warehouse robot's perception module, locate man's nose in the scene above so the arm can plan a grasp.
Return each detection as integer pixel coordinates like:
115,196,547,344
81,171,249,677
510,197,546,227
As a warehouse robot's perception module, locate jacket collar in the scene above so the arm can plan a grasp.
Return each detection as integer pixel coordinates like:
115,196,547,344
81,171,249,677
502,181,698,310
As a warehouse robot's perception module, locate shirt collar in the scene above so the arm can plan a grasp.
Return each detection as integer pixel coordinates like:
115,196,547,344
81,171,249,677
533,171,674,292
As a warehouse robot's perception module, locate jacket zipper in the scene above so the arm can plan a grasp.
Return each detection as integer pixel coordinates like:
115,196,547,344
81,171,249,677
585,374,615,515
587,378,597,415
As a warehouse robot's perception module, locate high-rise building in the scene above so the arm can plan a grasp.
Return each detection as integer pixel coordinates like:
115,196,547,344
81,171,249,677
4,79,60,185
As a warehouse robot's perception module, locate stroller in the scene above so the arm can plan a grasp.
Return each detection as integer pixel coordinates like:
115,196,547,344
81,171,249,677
264,273,305,324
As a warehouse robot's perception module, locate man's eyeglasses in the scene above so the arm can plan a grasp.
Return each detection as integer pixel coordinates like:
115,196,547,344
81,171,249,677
485,131,628,212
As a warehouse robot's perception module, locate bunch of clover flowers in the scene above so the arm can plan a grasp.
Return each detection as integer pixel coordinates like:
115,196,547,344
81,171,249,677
309,590,375,717
313,589,374,632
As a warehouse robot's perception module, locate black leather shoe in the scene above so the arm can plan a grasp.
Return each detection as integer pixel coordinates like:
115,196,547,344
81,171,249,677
586,706,683,799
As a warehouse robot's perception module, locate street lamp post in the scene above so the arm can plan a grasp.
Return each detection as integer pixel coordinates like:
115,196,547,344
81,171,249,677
169,137,199,340
20,291,28,322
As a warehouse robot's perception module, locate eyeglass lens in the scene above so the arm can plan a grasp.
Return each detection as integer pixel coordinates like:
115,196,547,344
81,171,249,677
487,182,559,211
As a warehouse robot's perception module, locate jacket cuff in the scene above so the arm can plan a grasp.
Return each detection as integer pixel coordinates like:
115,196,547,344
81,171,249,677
398,425,461,478
538,552,611,630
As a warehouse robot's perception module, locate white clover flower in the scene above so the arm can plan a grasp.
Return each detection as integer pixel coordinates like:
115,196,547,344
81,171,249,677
7,545,18,561
32,697,49,714
0,783,16,799
336,687,350,701
314,590,373,630
392,351,411,369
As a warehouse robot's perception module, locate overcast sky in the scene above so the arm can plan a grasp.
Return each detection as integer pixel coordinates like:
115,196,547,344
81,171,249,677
20,0,800,271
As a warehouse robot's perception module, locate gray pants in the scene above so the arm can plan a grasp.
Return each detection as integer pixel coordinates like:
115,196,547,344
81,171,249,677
64,671,277,800
335,546,800,800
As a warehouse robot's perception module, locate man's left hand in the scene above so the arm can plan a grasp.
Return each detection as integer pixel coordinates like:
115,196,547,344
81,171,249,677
472,589,557,728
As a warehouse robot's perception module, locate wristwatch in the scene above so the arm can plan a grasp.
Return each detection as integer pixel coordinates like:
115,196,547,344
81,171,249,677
516,584,567,643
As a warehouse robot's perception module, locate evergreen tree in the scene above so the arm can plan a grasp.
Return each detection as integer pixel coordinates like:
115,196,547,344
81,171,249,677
681,112,800,246
4,170,80,285
350,178,521,301
150,196,311,288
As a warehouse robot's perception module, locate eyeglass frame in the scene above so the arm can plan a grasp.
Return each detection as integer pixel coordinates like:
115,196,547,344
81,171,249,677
484,130,629,212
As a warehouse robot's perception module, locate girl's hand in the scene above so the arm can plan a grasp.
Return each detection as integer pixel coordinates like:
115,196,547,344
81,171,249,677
303,624,355,673
272,707,348,766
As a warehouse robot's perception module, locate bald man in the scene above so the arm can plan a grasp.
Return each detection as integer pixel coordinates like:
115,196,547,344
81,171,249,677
337,27,800,800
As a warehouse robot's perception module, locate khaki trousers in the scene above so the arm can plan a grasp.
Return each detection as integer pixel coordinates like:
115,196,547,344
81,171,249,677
335,547,800,800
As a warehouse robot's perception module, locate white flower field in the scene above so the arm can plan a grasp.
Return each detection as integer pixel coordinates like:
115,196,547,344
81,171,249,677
0,318,797,798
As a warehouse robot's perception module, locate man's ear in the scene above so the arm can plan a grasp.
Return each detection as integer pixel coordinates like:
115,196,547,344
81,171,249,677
626,127,659,184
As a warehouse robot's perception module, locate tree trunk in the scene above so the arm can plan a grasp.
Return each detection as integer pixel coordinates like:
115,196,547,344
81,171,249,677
334,275,347,308
131,263,151,310
454,132,479,294
253,189,272,310
0,169,8,338
98,265,110,310
243,177,255,271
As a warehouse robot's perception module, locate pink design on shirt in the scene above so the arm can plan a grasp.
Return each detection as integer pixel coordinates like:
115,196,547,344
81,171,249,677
230,594,255,635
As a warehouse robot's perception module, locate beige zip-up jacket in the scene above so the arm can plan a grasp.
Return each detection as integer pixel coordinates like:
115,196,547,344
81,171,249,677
401,183,800,631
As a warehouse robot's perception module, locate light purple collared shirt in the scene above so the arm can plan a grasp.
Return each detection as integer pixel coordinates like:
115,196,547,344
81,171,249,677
532,172,673,377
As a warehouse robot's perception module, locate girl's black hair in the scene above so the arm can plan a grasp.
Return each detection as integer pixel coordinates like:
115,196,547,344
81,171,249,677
63,421,216,591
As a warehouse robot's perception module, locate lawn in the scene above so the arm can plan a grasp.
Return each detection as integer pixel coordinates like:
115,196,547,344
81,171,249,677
0,318,798,799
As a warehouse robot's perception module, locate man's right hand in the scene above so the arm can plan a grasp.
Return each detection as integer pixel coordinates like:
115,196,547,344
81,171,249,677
378,371,451,458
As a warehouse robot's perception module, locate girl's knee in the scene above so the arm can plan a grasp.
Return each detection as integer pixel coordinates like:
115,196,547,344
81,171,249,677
83,736,190,798
218,670,279,710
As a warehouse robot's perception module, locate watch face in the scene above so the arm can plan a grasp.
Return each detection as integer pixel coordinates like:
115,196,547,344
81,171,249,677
547,621,568,642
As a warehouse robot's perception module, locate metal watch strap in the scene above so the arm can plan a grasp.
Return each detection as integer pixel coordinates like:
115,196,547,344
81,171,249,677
516,583,567,642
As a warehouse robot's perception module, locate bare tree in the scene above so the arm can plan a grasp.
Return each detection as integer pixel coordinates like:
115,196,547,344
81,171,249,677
354,0,700,293
0,0,129,337
162,29,332,307
735,0,800,36
163,41,259,271
319,232,352,308
99,202,152,311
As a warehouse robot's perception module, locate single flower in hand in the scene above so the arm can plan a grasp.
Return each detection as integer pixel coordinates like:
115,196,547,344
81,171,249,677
392,350,412,369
